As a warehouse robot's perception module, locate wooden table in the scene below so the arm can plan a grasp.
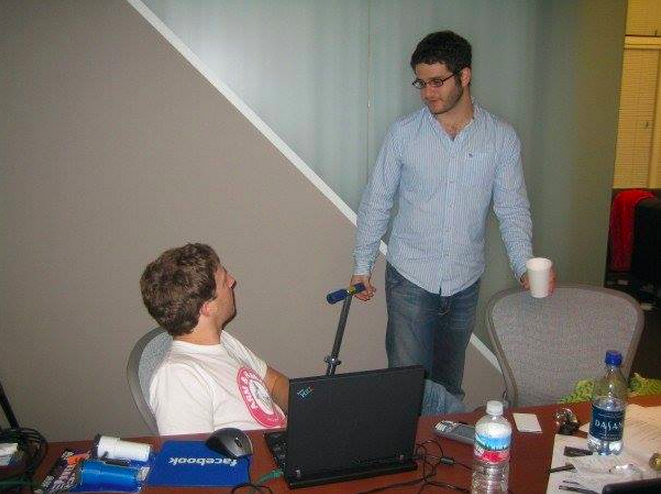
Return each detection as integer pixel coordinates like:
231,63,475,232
36,395,661,493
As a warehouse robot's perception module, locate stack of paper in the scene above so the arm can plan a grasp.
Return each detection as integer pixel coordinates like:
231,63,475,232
546,405,661,494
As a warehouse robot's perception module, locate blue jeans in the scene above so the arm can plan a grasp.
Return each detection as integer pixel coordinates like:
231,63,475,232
385,263,480,400
421,379,466,415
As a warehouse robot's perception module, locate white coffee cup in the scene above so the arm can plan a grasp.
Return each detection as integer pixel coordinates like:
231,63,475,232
526,257,553,298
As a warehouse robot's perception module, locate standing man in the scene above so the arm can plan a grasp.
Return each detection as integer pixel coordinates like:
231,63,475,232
351,31,554,400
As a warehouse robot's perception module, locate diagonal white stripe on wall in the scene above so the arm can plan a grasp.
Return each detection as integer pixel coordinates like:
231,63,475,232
127,0,502,373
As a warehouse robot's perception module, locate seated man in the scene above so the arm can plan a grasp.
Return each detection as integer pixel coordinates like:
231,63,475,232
140,243,464,435
140,243,287,434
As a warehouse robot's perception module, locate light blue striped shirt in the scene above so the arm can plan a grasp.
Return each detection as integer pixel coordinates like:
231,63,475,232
354,102,532,295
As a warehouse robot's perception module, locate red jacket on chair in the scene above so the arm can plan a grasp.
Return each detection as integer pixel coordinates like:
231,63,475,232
609,189,655,271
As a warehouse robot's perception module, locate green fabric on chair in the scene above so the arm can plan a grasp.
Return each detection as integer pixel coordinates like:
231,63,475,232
629,373,661,396
559,373,661,403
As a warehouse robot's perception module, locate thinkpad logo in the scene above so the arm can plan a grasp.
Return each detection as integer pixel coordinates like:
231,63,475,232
168,456,237,467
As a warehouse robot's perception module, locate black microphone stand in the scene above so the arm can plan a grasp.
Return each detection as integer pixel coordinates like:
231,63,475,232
0,376,20,429
324,294,354,376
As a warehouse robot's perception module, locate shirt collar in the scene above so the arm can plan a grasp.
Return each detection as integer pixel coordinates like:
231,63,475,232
423,98,480,138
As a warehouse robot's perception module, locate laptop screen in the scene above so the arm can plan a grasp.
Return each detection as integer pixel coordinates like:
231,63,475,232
284,365,425,481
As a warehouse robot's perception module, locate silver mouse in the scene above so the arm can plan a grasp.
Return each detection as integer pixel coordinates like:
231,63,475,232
205,427,253,459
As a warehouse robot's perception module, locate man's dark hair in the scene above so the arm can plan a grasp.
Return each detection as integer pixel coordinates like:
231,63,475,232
140,243,220,336
410,30,472,77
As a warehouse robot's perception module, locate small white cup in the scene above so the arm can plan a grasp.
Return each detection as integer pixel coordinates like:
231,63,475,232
526,257,553,298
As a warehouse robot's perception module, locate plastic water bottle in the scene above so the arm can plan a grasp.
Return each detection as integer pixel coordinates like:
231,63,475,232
471,400,511,494
587,350,628,455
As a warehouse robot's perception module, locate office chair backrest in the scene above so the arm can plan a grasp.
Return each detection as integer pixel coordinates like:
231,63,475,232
127,327,172,433
486,284,644,407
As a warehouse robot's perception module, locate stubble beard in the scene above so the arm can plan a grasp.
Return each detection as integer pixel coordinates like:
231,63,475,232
217,297,237,332
427,84,464,116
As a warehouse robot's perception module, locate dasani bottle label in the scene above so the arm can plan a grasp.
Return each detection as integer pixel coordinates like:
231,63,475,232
589,405,624,441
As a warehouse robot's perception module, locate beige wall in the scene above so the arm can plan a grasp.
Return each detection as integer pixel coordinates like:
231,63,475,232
1,0,626,441
0,0,503,440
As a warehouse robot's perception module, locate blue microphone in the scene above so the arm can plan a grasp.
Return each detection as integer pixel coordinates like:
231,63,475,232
326,283,366,304
78,460,140,490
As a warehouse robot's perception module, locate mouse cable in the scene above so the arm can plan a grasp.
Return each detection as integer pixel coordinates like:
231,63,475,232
229,483,272,494
229,469,282,494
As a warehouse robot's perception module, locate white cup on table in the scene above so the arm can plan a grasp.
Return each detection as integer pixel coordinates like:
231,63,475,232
526,257,553,298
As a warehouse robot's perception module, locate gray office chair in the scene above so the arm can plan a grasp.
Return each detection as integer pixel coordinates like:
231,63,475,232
126,327,172,433
485,284,644,408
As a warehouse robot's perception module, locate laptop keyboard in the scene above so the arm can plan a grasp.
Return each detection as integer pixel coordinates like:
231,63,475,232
264,431,287,471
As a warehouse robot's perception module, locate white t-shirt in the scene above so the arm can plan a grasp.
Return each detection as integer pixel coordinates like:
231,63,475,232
149,331,286,435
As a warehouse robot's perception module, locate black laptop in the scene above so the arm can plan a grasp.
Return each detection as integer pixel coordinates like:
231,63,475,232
264,365,425,489
602,478,661,493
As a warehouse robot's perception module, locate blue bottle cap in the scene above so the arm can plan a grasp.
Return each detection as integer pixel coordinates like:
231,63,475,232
604,350,622,366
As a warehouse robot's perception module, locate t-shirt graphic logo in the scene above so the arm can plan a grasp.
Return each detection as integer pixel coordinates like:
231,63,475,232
236,367,285,428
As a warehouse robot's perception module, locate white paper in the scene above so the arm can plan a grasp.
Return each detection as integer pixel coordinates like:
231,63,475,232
546,403,661,494
623,405,661,457
546,434,660,494
569,449,657,492
513,412,543,433
546,434,587,494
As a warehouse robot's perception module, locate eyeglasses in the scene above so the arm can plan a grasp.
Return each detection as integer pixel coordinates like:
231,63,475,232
412,72,457,90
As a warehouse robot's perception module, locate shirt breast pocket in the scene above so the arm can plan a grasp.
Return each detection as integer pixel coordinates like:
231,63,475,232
459,151,496,193
401,159,443,198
